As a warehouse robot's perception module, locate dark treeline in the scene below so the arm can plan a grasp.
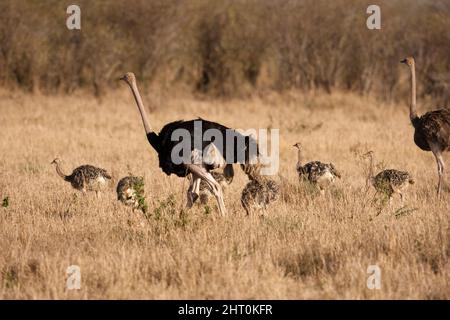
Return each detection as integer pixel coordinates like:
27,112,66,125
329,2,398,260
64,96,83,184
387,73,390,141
1,0,450,104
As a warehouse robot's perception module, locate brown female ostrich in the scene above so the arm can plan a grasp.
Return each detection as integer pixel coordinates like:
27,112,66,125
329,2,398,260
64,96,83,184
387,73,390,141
401,57,450,197
364,151,414,203
51,158,111,197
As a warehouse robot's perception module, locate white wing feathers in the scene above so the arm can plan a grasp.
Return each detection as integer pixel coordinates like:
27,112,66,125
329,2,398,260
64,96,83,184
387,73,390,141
190,143,225,169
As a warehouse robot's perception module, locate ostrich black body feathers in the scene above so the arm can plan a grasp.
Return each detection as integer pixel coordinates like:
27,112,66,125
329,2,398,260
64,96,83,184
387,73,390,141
146,118,258,178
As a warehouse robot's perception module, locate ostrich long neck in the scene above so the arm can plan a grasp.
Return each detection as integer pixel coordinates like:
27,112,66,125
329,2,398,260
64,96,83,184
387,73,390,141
409,63,418,122
55,163,68,180
129,80,152,134
367,154,374,187
296,149,303,170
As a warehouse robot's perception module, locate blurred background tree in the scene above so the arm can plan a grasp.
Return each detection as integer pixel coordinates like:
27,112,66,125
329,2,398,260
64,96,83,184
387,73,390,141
0,0,449,104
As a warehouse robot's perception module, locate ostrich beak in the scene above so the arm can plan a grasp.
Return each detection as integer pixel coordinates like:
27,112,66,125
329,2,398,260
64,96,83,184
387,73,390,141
400,59,407,64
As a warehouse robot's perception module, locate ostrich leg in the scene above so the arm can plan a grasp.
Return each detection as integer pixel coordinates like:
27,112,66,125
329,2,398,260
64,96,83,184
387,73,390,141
431,146,445,197
204,176,227,216
193,176,201,200
186,175,201,208
437,153,445,197
186,176,195,208
399,192,405,204
185,164,227,216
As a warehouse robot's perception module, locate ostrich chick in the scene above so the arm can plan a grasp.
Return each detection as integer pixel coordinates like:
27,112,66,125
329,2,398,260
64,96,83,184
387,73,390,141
240,163,280,215
51,158,111,197
293,143,341,192
116,176,146,210
364,151,414,202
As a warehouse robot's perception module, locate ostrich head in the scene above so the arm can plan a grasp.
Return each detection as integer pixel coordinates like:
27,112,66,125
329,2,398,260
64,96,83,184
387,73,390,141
240,162,262,180
400,57,415,67
293,142,302,149
50,158,61,165
119,72,136,85
362,150,374,158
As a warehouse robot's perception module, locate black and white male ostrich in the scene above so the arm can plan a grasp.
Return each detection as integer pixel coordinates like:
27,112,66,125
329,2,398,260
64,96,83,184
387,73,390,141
120,72,258,215
401,57,450,197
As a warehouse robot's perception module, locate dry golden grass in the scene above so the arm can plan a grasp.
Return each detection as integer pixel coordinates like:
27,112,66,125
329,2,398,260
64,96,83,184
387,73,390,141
0,89,449,299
